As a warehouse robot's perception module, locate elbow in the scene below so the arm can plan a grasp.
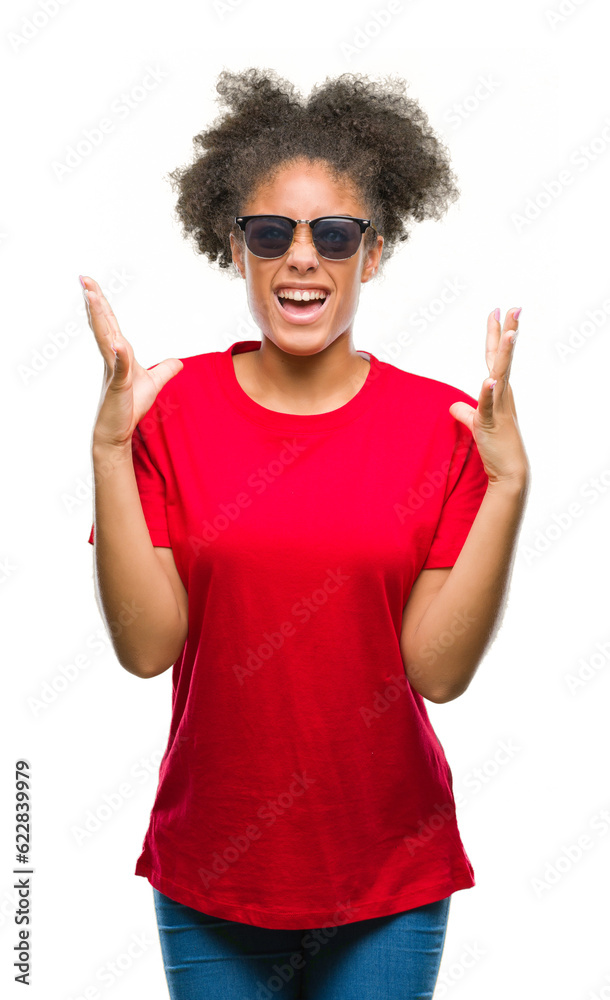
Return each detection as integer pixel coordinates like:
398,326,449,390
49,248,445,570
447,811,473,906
116,643,182,679
418,684,455,704
428,682,469,704
403,648,478,704
424,688,451,704
114,623,187,680
405,666,468,704
403,658,453,704
405,671,449,704
118,657,172,680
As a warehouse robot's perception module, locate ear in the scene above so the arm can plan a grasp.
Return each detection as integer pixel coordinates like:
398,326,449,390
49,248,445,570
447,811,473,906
360,233,383,284
230,232,246,279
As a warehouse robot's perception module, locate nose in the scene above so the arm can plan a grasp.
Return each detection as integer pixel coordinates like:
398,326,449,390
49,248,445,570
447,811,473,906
284,222,319,268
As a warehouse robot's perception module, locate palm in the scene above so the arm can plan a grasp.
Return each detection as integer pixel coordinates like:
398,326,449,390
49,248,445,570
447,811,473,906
82,275,183,448
448,307,529,487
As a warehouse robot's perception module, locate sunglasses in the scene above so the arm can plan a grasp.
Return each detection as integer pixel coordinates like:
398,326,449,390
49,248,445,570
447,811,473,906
234,215,377,261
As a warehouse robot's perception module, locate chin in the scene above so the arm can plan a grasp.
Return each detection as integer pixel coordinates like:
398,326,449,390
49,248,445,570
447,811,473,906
267,330,339,356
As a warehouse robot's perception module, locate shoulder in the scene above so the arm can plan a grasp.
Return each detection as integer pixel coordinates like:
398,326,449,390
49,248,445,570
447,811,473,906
145,348,221,375
136,349,223,444
166,348,220,382
144,348,221,401
376,357,480,416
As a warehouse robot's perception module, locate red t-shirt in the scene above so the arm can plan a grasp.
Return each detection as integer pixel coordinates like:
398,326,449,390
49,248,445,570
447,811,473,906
87,340,489,930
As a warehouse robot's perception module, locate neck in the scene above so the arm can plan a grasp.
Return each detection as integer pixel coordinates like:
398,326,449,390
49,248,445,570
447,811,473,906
234,335,371,414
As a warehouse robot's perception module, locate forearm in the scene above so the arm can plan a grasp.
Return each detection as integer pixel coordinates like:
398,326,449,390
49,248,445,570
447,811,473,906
91,441,186,678
402,476,531,702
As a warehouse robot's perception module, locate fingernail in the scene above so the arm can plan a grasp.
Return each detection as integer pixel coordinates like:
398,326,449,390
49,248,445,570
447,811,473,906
512,307,522,322
493,308,500,322
489,379,497,390
79,275,87,289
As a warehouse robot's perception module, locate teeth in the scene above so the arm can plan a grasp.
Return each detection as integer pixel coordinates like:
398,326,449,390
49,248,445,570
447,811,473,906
277,289,327,302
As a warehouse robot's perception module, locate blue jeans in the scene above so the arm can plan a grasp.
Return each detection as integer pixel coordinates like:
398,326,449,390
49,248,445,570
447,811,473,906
153,886,451,999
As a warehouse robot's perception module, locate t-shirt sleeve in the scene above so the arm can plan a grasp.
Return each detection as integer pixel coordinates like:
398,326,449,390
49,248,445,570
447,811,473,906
422,421,489,570
87,423,171,548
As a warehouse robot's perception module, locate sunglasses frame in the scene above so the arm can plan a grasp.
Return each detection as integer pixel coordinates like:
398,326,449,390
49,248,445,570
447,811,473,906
233,215,377,261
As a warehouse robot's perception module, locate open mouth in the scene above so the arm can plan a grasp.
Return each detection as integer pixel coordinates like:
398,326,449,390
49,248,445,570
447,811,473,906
274,291,331,324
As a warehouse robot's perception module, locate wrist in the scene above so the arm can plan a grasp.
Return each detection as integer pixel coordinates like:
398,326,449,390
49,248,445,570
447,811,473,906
486,471,531,500
92,436,133,462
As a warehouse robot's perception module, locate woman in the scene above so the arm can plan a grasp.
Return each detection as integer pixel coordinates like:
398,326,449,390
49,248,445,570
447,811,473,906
85,68,530,999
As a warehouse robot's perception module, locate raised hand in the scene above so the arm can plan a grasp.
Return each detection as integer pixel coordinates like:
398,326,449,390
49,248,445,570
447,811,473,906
81,275,184,450
448,307,530,489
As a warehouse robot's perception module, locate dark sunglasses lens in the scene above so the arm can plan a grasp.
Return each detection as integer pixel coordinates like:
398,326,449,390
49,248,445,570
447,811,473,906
313,219,362,259
245,217,293,258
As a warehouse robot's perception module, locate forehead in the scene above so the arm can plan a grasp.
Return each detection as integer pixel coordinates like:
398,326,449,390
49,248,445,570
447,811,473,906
244,160,365,217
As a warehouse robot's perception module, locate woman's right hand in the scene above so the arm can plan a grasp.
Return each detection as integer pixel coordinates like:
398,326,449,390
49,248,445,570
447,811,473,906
82,275,184,450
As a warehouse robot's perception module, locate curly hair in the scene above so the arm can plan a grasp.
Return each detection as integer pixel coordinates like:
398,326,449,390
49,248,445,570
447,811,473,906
165,67,460,279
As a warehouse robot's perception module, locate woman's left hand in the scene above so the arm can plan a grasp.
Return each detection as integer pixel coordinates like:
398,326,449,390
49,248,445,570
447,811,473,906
448,307,531,489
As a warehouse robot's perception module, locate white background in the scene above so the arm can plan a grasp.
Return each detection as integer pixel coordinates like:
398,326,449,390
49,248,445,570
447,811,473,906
3,1,610,997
